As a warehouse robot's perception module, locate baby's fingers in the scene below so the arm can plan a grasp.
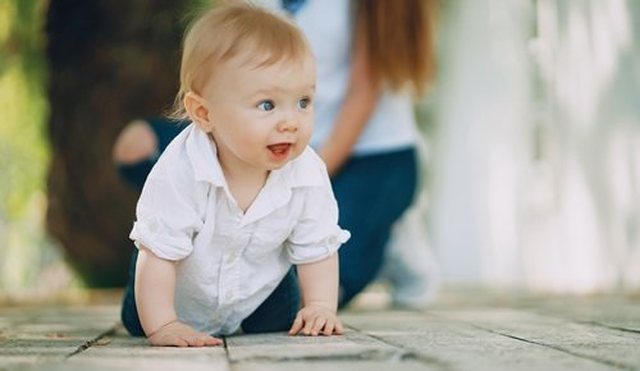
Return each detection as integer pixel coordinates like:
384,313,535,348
184,334,222,347
204,335,223,346
310,317,327,336
187,336,204,347
334,320,344,335
172,338,190,347
302,315,316,335
288,314,304,335
150,333,188,347
322,321,335,336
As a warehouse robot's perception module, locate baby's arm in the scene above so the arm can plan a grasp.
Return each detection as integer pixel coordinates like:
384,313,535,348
289,253,344,336
135,246,222,347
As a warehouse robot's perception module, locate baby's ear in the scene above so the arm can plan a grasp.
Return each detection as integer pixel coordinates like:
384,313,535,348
184,92,214,132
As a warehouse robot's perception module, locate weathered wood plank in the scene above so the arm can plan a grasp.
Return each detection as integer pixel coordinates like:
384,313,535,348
1,293,638,371
525,297,640,333
226,330,416,361
0,306,117,369
55,327,231,371
431,308,640,369
231,360,435,371
342,311,619,371
429,288,640,334
226,329,441,370
416,288,640,333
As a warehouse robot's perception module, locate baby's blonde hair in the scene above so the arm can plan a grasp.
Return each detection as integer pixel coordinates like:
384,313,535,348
169,1,311,120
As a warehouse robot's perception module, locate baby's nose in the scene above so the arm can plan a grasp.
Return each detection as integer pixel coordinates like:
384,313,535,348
278,118,298,132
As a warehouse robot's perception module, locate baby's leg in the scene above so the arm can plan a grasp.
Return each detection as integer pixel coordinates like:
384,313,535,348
120,248,145,336
241,269,300,333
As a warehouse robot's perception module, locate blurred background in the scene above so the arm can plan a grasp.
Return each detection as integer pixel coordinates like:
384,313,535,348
0,0,638,303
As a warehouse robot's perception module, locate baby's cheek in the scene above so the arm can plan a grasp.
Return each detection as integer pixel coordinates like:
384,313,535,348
299,126,313,146
238,131,263,148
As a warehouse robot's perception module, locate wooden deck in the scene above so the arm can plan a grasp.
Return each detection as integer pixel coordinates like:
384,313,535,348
0,288,639,370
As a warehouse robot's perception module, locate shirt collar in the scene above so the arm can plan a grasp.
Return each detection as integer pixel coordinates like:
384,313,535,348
242,155,326,226
278,146,327,188
185,124,328,226
185,124,227,187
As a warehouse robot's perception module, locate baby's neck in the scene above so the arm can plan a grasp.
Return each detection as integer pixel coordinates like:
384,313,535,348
223,168,269,214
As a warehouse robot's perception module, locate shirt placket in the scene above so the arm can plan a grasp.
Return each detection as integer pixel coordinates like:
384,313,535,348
217,212,252,318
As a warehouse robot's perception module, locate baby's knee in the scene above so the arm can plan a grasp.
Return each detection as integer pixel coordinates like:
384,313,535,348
112,120,158,165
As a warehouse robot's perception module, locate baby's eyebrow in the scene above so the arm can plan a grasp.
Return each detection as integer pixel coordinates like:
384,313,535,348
251,84,316,97
295,84,316,94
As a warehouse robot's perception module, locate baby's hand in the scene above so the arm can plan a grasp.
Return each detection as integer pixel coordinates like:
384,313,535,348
147,320,222,347
288,304,344,336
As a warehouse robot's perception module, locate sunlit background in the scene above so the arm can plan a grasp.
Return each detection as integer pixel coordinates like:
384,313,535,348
0,0,639,303
428,0,639,293
0,0,78,302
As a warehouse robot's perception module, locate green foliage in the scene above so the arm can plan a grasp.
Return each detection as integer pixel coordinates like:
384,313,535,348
0,0,48,220
0,0,70,298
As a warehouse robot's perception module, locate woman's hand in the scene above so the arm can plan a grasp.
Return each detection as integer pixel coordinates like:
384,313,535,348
288,304,344,336
147,320,222,347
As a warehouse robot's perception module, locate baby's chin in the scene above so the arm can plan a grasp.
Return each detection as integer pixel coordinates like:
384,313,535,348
267,157,296,170
266,149,304,170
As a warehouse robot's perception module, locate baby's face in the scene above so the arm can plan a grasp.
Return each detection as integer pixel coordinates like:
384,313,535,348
201,52,316,174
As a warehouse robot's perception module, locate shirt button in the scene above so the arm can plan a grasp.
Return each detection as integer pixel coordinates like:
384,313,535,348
226,252,237,264
225,291,233,301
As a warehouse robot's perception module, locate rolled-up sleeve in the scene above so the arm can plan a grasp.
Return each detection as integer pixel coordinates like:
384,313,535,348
286,186,350,265
129,176,203,261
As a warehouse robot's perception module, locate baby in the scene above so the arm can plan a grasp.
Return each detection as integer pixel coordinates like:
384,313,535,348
119,2,350,347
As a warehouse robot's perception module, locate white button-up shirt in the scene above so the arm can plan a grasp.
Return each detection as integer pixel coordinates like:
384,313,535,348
129,124,350,335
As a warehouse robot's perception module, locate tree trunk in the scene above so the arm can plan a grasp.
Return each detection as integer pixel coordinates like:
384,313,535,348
45,0,189,286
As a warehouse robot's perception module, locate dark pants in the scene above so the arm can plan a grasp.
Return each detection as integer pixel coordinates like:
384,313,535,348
121,249,300,336
117,118,417,316
333,148,417,307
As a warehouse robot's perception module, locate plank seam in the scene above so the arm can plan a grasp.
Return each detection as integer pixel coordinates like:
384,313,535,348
65,323,119,358
343,324,455,370
578,322,640,335
472,324,635,371
222,335,231,363
226,351,406,364
529,309,640,336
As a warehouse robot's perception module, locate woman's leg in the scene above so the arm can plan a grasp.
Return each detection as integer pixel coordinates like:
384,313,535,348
332,147,418,308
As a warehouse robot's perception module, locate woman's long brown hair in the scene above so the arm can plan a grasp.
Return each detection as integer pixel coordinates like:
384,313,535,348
357,0,437,95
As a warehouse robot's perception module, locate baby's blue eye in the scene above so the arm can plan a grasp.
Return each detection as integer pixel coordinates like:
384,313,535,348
298,97,311,110
257,100,275,111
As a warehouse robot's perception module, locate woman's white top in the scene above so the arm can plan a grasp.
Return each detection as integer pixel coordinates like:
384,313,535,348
262,0,418,155
129,124,350,335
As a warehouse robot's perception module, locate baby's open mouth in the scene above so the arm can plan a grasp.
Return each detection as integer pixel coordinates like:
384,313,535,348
267,143,292,154
267,143,293,159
